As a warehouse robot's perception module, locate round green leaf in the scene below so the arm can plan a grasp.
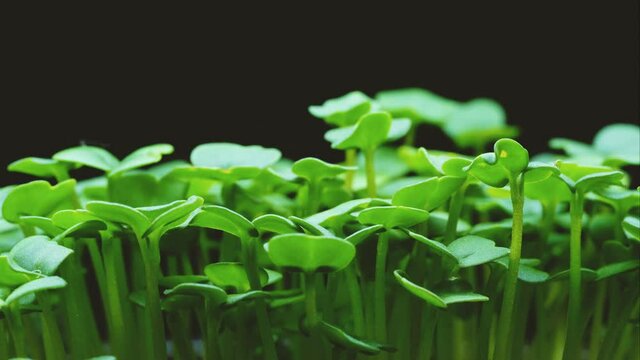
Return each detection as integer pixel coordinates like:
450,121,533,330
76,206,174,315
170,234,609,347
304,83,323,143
53,145,119,172
392,176,465,211
190,205,257,239
5,276,67,305
623,216,639,242
492,257,549,283
191,143,281,171
393,270,488,308
357,206,429,229
595,260,640,281
466,139,529,187
308,91,374,127
555,161,624,194
110,144,174,176
204,262,270,293
375,87,459,125
86,201,150,239
163,283,227,307
10,236,73,276
253,214,299,235
292,157,355,182
325,112,395,151
8,157,75,181
265,233,355,273
443,98,517,148
0,255,38,287
2,180,78,223
447,236,510,268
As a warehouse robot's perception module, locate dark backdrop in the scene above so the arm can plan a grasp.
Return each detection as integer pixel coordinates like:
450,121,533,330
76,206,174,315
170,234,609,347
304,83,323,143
2,3,638,185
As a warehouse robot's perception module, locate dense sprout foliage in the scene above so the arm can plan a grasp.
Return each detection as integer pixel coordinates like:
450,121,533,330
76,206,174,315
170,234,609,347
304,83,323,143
0,89,639,360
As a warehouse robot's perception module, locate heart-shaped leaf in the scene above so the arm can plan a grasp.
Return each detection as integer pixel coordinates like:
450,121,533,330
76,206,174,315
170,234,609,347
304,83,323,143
253,214,299,235
492,257,549,283
555,161,624,194
144,196,204,237
2,180,77,223
19,216,63,236
204,262,270,293
404,230,457,263
447,236,510,268
110,144,174,176
325,112,410,151
158,275,208,288
292,157,355,182
53,146,119,172
392,176,465,211
443,98,517,149
10,235,73,276
375,88,459,125
190,205,257,239
265,233,355,273
594,187,640,215
8,157,75,181
524,173,572,203
191,143,281,173
393,270,488,309
357,206,429,229
163,283,227,307
309,91,374,127
4,276,67,306
466,139,529,187
51,220,107,243
288,216,334,237
306,198,386,228
86,201,150,239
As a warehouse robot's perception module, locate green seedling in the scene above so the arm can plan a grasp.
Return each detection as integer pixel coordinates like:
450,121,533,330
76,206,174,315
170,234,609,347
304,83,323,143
325,112,411,196
0,90,637,360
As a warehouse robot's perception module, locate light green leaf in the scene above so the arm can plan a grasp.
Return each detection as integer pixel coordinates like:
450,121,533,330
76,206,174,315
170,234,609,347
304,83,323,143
191,143,281,171
392,176,465,211
375,88,459,124
86,201,150,239
204,262,269,293
443,98,517,149
325,112,398,151
393,270,488,308
163,283,227,307
466,139,529,187
623,216,639,242
253,214,299,235
190,205,257,239
110,144,174,176
404,231,457,262
10,236,73,275
357,206,429,229
596,260,640,281
292,157,355,182
0,255,38,287
345,225,384,246
265,233,355,273
448,236,510,268
493,257,549,283
308,91,374,127
317,321,394,355
555,161,624,194
53,145,119,172
2,180,77,223
8,157,75,181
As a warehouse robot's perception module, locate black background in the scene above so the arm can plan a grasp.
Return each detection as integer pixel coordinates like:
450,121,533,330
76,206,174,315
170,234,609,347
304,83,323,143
2,3,638,185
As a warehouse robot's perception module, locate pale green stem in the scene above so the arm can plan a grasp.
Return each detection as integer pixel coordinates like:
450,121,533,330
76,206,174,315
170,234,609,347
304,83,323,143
205,299,222,360
444,182,467,245
588,281,606,360
243,236,279,360
345,262,365,336
493,174,525,360
6,307,27,357
564,192,585,360
138,236,167,360
345,149,357,191
38,292,66,360
364,148,377,198
374,231,389,359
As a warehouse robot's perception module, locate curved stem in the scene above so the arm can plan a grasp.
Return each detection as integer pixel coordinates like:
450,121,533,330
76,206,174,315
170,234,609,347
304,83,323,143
564,192,585,360
243,236,279,360
139,236,167,360
374,231,389,358
345,262,365,336
38,293,66,360
364,148,377,198
444,182,467,245
344,149,357,191
493,175,525,360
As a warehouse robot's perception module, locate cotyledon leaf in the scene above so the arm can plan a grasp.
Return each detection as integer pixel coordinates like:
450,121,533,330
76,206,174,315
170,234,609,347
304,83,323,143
595,260,640,281
2,180,78,223
392,176,465,211
86,201,150,239
357,206,429,229
447,235,510,268
4,276,67,305
253,214,299,235
393,270,488,309
9,235,73,276
622,216,639,242
265,233,355,273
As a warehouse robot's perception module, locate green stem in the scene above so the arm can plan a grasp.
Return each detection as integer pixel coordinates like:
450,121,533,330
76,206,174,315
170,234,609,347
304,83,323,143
364,148,377,198
306,180,321,216
564,192,585,360
243,236,279,360
588,281,606,360
404,124,416,146
345,149,357,191
374,231,389,358
0,319,8,360
305,273,319,327
598,282,639,360
5,307,27,357
205,299,222,360
477,269,500,360
493,174,525,360
102,236,130,359
345,262,365,336
417,307,438,360
139,236,167,360
444,183,467,245
38,293,66,360
168,311,195,360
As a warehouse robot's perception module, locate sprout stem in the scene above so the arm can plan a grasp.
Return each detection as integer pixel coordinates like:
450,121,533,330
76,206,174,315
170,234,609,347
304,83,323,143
205,300,222,360
344,262,365,336
6,307,27,357
564,192,585,360
243,237,279,360
444,183,467,244
364,148,377,198
38,292,66,360
304,273,319,326
588,281,606,360
0,320,8,360
345,149,357,190
374,231,389,358
494,174,524,360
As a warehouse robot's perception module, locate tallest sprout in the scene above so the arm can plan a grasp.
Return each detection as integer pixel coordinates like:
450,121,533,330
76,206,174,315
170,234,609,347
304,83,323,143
466,138,557,360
